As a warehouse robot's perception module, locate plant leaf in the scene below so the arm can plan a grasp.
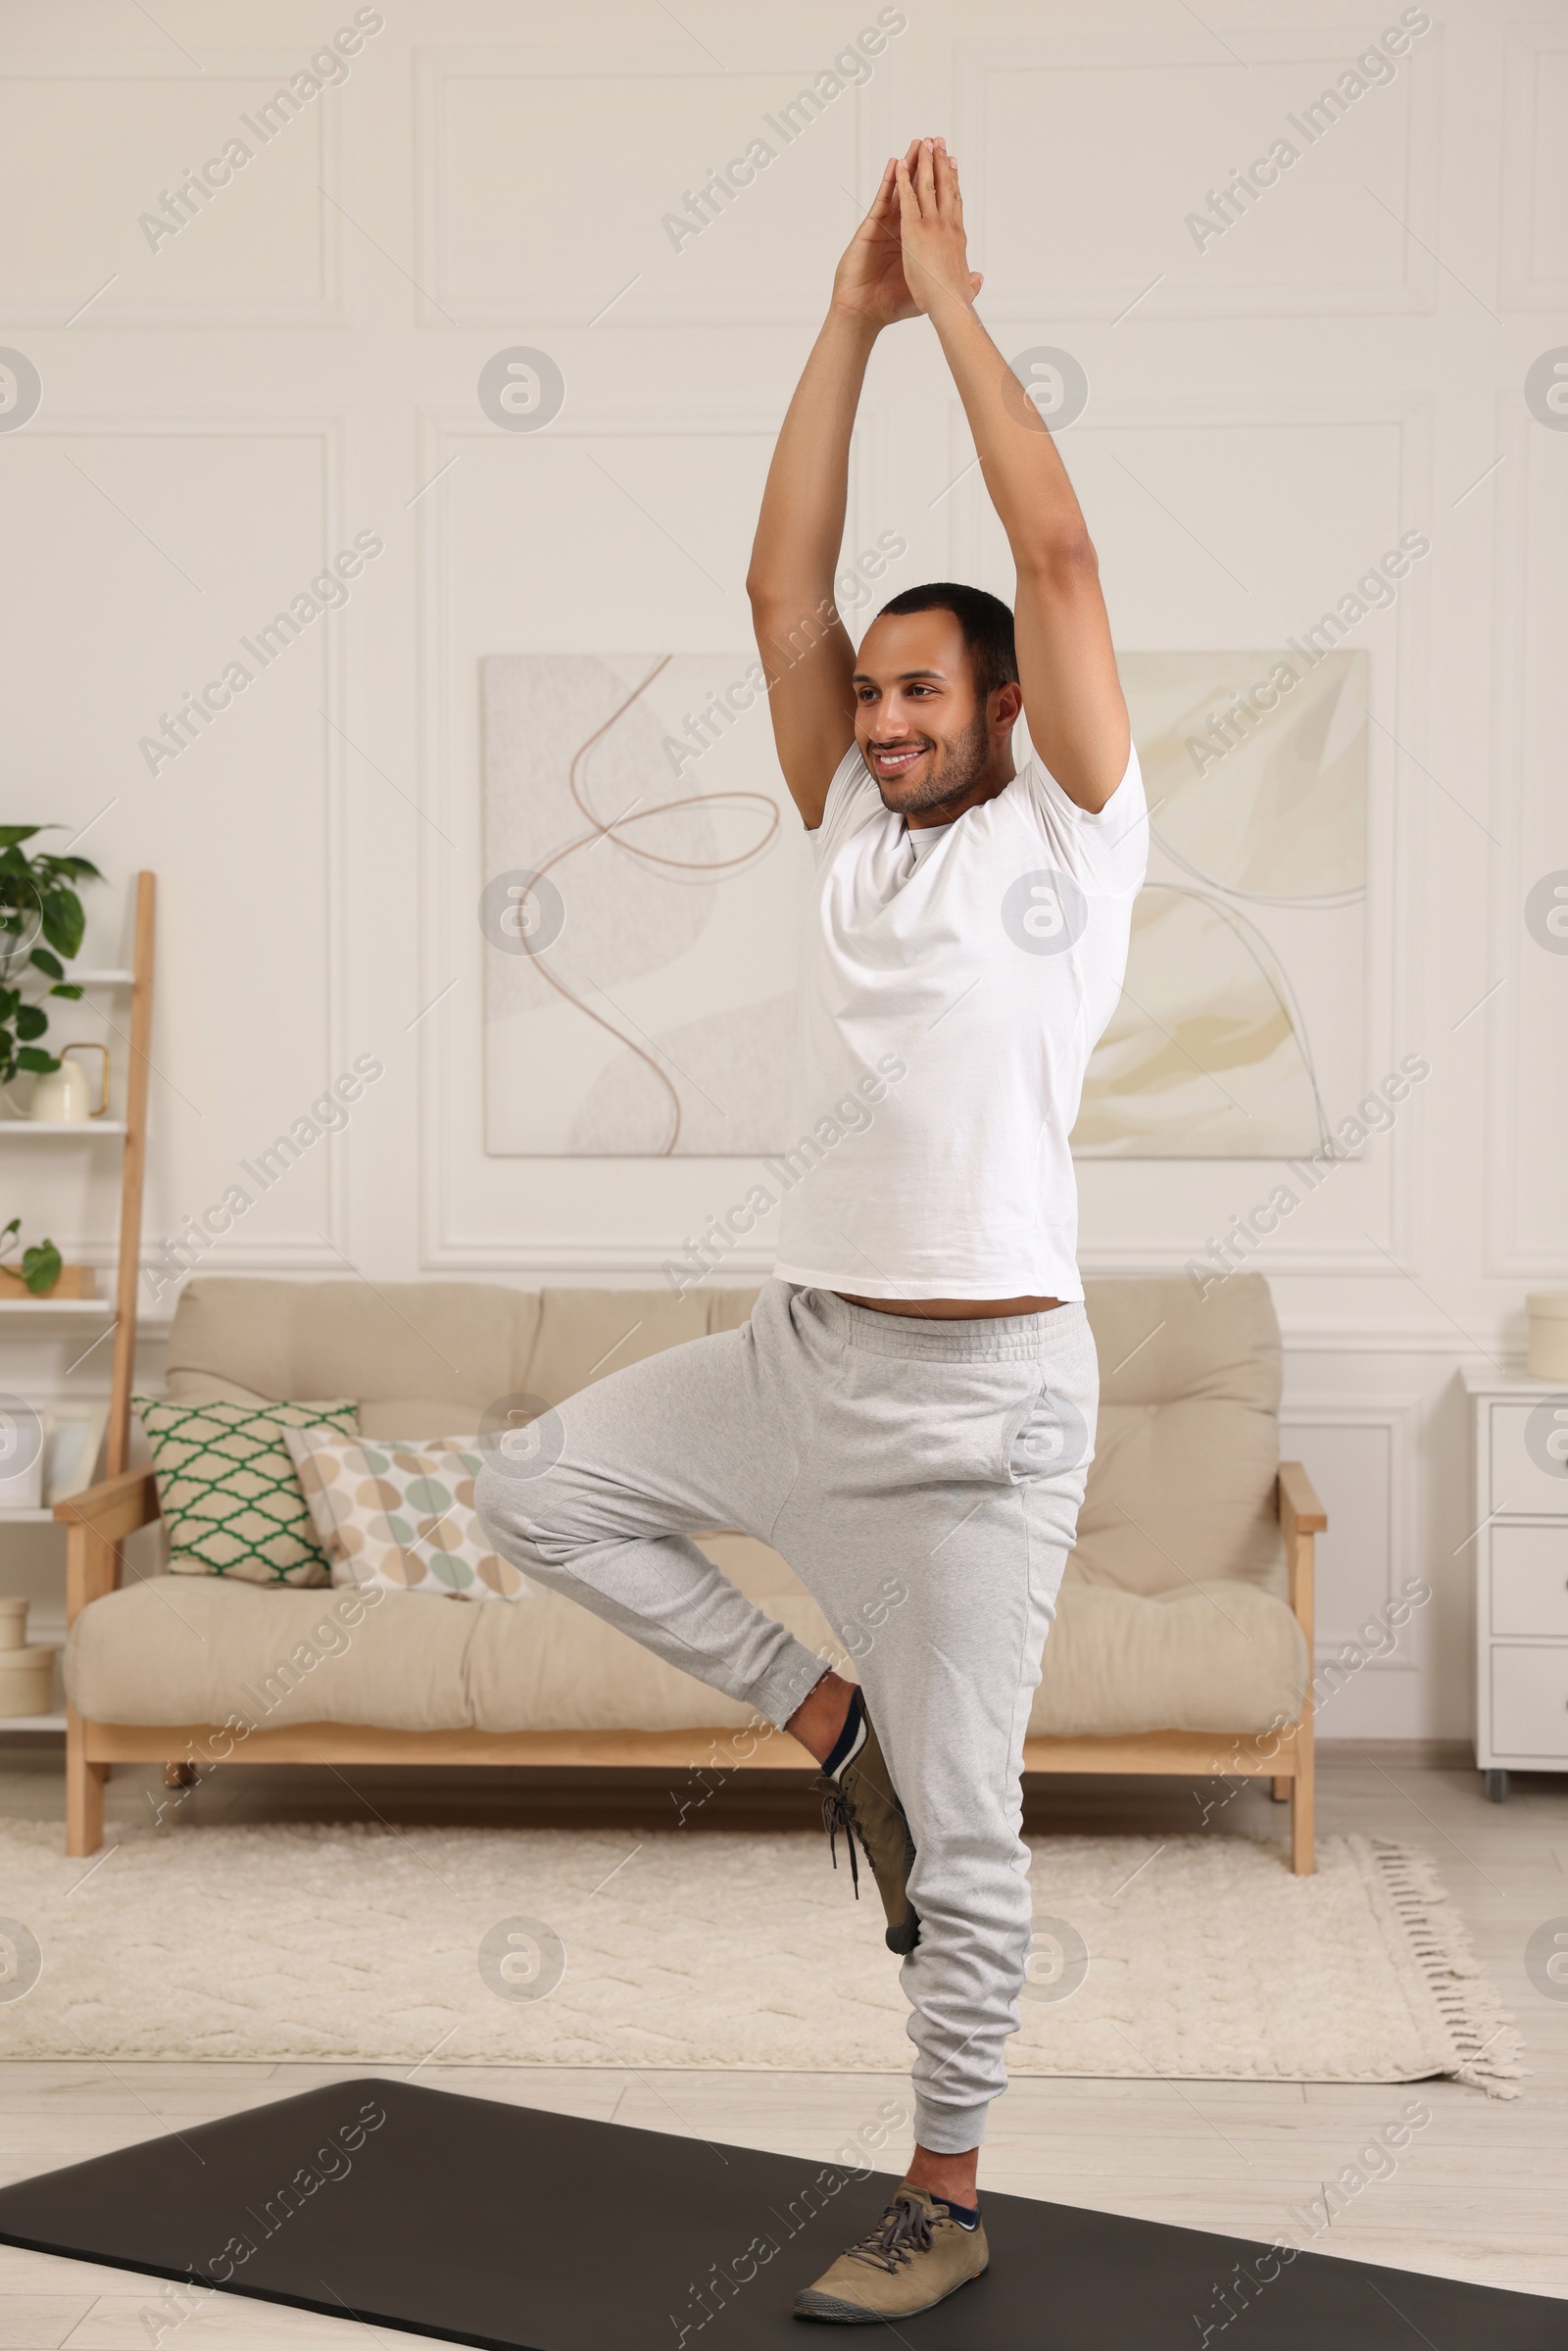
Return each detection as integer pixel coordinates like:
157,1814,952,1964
16,1047,59,1073
21,1240,62,1297
28,948,64,980
50,983,83,1001
14,1005,47,1041
38,891,85,960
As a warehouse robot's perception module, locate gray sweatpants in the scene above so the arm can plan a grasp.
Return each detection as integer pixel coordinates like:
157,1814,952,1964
474,1279,1099,2154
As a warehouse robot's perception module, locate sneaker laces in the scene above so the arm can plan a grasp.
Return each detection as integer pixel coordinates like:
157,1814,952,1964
818,1779,863,1899
845,2190,936,2275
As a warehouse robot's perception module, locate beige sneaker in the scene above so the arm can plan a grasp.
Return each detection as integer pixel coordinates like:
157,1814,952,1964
794,2183,988,2323
813,1692,920,1954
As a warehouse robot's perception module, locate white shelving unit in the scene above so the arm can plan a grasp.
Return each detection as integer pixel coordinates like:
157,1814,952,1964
0,1299,115,1316
1,876,157,1735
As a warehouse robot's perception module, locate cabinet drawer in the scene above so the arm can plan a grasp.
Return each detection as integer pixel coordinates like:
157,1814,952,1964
1490,1645,1568,1760
1490,1400,1568,1516
1491,1525,1568,1636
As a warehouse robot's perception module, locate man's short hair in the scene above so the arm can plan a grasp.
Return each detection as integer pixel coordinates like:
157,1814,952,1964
873,581,1019,703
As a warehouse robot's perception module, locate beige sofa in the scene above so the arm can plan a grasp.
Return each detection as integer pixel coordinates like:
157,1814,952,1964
59,1271,1325,1866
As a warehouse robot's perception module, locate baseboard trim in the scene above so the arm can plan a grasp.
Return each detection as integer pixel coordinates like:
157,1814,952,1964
1316,1738,1475,1768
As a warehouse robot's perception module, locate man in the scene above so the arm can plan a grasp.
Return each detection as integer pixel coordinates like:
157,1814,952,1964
476,136,1146,2324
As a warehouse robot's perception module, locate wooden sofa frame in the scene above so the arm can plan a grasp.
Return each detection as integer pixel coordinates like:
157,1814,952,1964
56,1462,1326,1871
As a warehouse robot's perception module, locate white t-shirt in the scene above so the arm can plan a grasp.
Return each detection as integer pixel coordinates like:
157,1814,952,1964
770,741,1148,1302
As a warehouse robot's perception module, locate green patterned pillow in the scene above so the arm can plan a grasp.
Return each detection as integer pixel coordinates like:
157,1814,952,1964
133,1396,360,1586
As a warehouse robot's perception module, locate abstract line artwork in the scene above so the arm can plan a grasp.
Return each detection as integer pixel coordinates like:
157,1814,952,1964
1072,649,1368,1159
482,651,1368,1161
482,654,812,1156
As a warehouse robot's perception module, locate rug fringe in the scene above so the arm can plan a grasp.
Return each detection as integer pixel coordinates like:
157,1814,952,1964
1366,1837,1526,2099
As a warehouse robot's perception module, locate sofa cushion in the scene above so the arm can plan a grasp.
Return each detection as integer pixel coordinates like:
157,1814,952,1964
523,1290,719,1407
1076,1272,1285,1600
68,1567,1306,1740
163,1279,542,1439
517,1285,764,1407
1033,1578,1306,1737
66,1571,828,1739
163,1280,764,1439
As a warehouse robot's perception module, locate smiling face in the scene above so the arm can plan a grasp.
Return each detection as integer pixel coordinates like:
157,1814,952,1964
852,607,1021,822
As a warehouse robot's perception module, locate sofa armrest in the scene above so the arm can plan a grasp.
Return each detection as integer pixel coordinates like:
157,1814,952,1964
54,1468,161,1542
1277,1460,1327,1539
1276,1460,1323,1654
55,1469,161,1627
1275,1462,1324,1874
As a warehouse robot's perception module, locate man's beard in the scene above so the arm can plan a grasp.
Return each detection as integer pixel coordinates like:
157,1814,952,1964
870,707,992,817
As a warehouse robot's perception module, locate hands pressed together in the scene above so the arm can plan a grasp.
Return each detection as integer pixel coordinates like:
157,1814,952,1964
832,135,982,330
754,125,1127,826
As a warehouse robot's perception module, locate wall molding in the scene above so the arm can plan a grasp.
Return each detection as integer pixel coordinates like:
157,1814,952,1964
954,23,1444,321
414,43,891,328
11,416,356,1272
1498,23,1568,312
1279,1391,1424,1658
0,53,347,328
1316,1736,1471,1766
1485,391,1568,1281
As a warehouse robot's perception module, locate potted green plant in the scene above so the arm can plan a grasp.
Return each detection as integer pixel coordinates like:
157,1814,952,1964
0,1217,63,1298
0,825,102,1085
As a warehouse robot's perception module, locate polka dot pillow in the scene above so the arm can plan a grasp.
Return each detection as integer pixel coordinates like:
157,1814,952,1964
282,1429,537,1602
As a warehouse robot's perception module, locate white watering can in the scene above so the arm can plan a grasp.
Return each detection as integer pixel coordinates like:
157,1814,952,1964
26,1044,109,1122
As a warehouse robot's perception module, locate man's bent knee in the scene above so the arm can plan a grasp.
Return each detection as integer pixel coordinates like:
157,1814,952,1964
473,1462,581,1576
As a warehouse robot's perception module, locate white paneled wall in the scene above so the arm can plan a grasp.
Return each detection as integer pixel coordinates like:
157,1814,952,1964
2,0,1565,1740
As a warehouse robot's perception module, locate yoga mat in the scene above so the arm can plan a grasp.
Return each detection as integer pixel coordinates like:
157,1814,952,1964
0,2079,1558,2346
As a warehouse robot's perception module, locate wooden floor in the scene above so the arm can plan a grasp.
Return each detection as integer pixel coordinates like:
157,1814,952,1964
2,1745,1565,2344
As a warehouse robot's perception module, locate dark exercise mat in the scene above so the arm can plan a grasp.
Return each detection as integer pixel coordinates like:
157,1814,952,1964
0,2077,1558,2348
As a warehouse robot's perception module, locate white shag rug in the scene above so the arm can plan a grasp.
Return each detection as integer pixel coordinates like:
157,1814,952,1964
0,1823,1522,2095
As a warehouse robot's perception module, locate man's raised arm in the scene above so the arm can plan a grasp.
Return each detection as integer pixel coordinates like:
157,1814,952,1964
894,140,1130,814
746,148,944,829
